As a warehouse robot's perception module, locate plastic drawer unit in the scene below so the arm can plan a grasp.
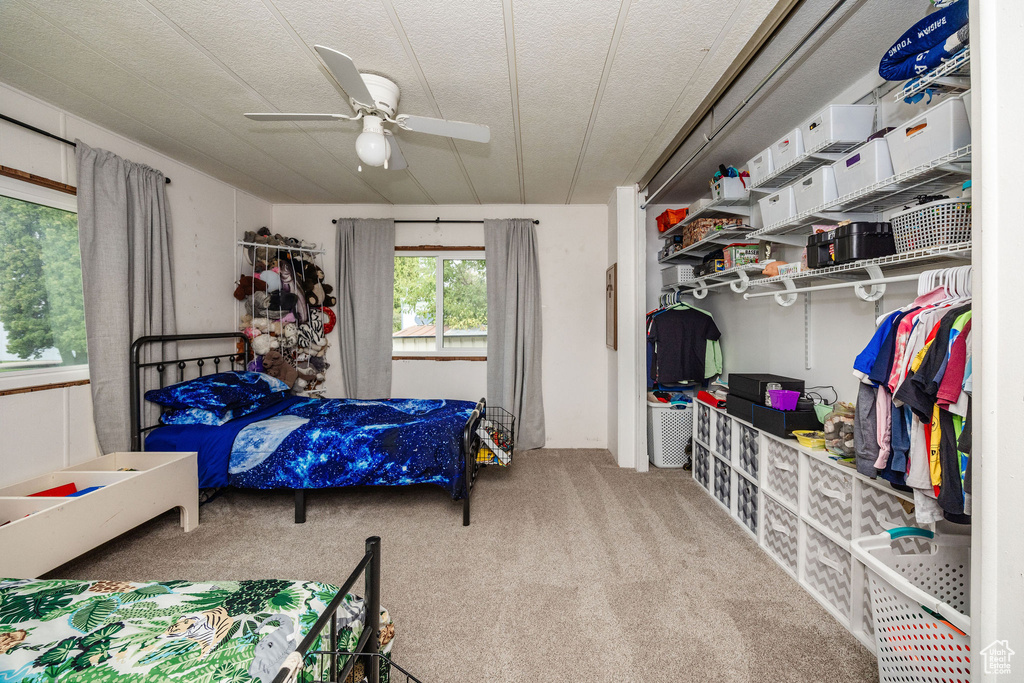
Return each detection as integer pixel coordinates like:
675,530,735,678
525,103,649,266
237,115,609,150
764,439,799,509
763,495,799,575
713,455,732,510
807,457,854,540
737,424,759,479
736,478,759,536
804,525,853,618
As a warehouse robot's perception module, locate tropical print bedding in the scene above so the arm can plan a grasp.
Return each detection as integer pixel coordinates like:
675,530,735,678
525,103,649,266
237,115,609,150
0,577,393,683
147,396,476,499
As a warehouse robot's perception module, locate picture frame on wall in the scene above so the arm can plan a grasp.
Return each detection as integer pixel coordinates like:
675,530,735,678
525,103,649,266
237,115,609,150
606,263,617,350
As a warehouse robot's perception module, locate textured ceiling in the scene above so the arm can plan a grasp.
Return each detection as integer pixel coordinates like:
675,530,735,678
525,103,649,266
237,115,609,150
0,0,786,204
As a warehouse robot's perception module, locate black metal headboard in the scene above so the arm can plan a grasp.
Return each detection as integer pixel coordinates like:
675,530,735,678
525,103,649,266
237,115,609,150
129,332,252,451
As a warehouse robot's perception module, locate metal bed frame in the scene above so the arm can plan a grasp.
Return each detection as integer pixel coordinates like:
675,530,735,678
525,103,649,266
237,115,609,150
130,332,485,526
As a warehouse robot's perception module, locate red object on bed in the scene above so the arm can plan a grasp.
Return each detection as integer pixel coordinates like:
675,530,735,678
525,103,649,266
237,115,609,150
29,483,77,497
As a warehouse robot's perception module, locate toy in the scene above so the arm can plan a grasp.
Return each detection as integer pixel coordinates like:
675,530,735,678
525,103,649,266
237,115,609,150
319,306,336,334
251,334,279,356
258,269,282,292
262,350,297,388
233,274,267,301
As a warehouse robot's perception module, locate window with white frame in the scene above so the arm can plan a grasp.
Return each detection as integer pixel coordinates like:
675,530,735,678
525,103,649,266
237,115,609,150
393,252,486,356
0,178,88,380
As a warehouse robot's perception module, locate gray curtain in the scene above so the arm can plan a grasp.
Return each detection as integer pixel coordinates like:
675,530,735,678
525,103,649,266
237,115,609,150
76,141,176,453
484,219,545,450
336,218,395,398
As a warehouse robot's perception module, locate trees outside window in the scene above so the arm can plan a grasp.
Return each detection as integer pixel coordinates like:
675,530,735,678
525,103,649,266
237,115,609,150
393,253,486,354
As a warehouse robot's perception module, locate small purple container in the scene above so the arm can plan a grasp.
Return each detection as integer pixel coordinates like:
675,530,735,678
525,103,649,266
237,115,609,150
768,389,800,411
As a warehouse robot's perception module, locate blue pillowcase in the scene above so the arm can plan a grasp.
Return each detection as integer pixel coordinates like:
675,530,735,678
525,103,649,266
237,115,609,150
160,408,236,426
145,371,290,416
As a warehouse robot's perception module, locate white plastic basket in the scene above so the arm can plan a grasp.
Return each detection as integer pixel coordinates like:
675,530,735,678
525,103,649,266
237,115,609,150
852,528,971,682
890,198,972,252
758,185,798,227
746,148,774,187
647,403,693,468
661,264,696,287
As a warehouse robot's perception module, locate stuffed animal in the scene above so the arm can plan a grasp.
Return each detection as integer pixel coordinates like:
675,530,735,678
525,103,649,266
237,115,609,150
266,290,298,319
262,350,297,388
258,269,282,292
233,274,267,301
245,291,271,318
282,323,298,347
251,334,279,357
296,260,337,308
319,306,336,334
247,615,297,683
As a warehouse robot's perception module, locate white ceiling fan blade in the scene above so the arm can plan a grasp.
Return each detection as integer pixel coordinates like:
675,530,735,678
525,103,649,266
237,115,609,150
245,113,342,121
398,115,490,143
383,130,407,170
314,45,375,108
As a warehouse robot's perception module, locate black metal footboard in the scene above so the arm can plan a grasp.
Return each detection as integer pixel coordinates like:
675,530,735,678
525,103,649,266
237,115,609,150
273,536,382,683
462,398,486,526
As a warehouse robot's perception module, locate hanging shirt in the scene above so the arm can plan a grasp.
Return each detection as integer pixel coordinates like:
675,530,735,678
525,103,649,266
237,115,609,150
853,310,902,383
648,308,721,384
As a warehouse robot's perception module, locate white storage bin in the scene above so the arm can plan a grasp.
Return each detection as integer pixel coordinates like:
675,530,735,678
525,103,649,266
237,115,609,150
737,424,759,479
696,402,711,445
801,104,877,152
715,413,732,456
793,166,839,214
804,524,852,618
711,176,748,201
806,457,853,540
694,195,713,212
763,494,799,575
771,128,805,170
764,439,799,508
884,97,971,174
758,186,798,227
693,442,711,489
736,478,758,536
647,403,693,468
890,198,972,252
713,455,732,509
962,89,972,127
746,148,774,187
832,138,894,197
660,264,696,287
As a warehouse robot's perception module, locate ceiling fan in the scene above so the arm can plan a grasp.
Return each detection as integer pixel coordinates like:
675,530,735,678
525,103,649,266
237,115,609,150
245,46,490,172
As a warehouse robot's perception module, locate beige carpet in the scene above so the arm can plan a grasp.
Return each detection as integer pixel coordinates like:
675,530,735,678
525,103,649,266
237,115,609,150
51,449,877,682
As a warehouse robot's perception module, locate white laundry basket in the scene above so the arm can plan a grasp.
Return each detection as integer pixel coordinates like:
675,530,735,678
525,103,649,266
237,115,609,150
852,528,971,682
647,402,693,468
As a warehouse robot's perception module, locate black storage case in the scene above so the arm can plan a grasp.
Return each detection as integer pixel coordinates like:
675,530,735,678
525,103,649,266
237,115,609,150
730,373,805,404
833,222,895,265
751,404,821,438
726,394,756,423
806,231,835,269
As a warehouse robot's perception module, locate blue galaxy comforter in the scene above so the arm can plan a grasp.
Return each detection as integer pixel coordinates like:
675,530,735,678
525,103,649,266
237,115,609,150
146,397,477,499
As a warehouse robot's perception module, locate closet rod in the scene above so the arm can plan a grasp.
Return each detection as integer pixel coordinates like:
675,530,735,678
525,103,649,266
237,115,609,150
0,113,171,184
331,218,539,225
743,273,920,300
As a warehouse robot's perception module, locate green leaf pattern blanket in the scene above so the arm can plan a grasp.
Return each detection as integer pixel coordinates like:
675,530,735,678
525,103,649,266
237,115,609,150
0,578,393,683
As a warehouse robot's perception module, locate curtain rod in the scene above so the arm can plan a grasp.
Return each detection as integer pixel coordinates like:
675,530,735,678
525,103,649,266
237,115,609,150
331,217,539,225
0,113,171,185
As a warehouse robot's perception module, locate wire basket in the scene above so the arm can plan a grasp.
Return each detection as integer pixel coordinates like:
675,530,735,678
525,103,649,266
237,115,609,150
890,198,972,253
300,651,422,683
476,406,515,466
852,528,971,682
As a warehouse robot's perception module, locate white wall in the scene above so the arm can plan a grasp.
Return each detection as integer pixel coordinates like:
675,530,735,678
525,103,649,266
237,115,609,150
606,196,619,461
0,81,271,486
272,203,609,449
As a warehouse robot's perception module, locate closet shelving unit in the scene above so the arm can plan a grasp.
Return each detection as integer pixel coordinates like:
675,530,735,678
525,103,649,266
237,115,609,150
659,195,751,241
894,48,970,102
746,145,973,239
658,225,751,263
748,139,862,193
660,263,764,295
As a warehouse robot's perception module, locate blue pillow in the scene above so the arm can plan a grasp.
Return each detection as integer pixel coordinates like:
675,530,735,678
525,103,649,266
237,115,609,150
145,371,289,415
160,408,235,426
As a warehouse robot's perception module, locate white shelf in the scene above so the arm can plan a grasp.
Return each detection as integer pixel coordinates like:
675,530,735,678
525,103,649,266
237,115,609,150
661,263,764,294
747,242,972,290
747,145,973,239
660,196,751,240
895,48,970,102
658,226,751,262
750,139,864,192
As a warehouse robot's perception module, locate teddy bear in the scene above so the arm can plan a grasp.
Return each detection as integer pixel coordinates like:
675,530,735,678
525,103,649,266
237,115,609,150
296,259,337,308
282,323,299,347
233,274,267,300
251,334,279,357
262,349,297,388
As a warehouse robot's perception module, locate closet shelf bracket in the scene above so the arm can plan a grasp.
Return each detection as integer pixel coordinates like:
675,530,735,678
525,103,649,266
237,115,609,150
774,278,798,307
854,264,886,302
728,269,751,293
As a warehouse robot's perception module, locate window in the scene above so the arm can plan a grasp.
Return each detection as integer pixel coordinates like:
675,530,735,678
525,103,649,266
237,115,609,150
393,252,486,356
0,178,88,382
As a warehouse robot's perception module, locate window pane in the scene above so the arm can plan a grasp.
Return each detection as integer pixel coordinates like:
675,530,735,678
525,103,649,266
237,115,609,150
393,256,437,352
442,259,486,349
0,195,88,372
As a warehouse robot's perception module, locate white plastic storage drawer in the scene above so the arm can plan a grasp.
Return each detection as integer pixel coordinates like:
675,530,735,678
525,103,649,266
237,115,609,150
713,455,732,509
763,495,798,575
764,439,799,509
758,186,798,227
736,478,758,536
693,442,711,490
793,166,838,214
804,525,852,618
771,129,804,169
737,424,759,479
661,264,696,287
801,104,877,152
696,401,711,445
832,138,894,197
746,148,774,187
715,413,732,456
962,90,972,127
884,97,971,174
807,457,854,540
712,176,748,200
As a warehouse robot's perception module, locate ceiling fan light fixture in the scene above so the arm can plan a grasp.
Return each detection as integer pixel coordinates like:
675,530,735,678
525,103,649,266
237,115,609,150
355,116,391,167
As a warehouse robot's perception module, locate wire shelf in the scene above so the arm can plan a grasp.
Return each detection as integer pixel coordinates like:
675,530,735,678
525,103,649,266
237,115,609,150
659,225,751,261
749,139,864,191
894,48,970,102
662,263,764,292
746,242,971,289
301,651,423,683
746,145,972,239
660,197,750,239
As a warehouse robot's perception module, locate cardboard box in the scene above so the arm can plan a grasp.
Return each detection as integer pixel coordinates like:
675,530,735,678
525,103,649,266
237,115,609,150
730,373,805,404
